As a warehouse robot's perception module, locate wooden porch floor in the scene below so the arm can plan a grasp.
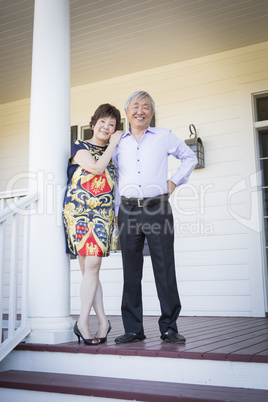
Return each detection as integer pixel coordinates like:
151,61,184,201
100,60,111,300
16,315,268,363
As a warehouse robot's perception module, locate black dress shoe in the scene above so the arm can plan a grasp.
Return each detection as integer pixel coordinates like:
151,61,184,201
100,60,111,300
161,329,186,344
115,332,146,344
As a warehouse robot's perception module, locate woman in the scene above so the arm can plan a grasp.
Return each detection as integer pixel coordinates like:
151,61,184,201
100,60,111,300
63,104,123,345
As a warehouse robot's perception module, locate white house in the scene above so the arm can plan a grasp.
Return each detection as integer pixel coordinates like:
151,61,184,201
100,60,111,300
1,0,268,352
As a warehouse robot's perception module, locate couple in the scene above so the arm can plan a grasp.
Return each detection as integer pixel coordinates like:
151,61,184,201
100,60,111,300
63,91,197,346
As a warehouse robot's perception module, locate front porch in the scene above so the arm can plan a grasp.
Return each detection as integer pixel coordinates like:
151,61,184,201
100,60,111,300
1,315,268,401
23,314,267,364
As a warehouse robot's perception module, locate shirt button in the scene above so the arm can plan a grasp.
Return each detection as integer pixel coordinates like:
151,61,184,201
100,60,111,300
138,171,140,173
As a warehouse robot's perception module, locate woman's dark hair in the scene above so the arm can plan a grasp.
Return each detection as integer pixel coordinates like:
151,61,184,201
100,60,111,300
89,104,121,131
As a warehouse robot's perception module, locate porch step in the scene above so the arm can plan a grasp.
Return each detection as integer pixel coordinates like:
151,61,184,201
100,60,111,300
1,370,268,401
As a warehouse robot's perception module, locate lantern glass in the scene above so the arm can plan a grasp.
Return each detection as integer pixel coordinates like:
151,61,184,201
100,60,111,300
185,125,205,169
186,140,204,169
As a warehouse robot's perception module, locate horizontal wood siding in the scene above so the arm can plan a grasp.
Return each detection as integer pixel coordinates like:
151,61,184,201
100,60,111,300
0,100,30,191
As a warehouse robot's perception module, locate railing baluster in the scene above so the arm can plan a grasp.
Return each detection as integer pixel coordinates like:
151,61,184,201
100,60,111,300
0,198,6,343
0,191,39,361
8,207,19,339
21,205,31,328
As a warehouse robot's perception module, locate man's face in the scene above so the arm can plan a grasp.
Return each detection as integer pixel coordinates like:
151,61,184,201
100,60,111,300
126,96,154,131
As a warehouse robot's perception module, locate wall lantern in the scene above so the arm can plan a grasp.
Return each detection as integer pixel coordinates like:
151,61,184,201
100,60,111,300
185,124,205,169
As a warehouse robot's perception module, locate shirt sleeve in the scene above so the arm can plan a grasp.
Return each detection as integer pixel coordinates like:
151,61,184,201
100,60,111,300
167,130,198,186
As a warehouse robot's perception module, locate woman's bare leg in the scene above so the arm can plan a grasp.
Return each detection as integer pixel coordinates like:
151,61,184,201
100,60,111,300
77,255,101,339
93,281,109,338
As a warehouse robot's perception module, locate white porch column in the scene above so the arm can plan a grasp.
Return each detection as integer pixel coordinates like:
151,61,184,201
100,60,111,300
26,0,74,343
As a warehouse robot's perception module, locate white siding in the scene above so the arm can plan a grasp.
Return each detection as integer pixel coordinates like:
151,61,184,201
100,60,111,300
1,42,268,317
0,100,30,191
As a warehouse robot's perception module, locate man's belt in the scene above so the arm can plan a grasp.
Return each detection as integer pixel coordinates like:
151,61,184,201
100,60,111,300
121,194,169,208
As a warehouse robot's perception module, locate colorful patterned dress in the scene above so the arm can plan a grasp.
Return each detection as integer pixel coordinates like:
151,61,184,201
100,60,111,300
63,140,115,257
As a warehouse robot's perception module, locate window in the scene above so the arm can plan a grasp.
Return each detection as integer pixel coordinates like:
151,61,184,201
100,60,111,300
255,93,268,272
255,94,268,122
81,125,93,141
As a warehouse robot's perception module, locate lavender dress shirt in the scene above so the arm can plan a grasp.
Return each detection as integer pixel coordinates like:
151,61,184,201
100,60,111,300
112,126,198,216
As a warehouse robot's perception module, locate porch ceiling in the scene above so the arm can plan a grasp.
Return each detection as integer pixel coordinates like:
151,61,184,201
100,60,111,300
1,0,268,105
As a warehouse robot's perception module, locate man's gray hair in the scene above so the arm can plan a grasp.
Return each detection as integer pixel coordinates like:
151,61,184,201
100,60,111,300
124,90,155,114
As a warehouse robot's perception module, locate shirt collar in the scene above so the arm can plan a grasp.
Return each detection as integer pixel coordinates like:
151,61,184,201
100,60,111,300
122,125,155,139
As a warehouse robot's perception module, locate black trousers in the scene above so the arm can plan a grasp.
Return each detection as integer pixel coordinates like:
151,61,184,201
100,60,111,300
118,200,181,336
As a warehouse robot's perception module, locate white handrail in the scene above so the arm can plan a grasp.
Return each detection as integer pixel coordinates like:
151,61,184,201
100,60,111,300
0,191,39,362
0,188,28,200
0,192,39,224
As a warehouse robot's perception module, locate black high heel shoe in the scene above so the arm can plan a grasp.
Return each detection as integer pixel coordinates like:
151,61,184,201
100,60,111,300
74,321,100,346
97,320,112,344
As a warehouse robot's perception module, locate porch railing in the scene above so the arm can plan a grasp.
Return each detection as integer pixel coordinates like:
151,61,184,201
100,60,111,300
0,190,39,361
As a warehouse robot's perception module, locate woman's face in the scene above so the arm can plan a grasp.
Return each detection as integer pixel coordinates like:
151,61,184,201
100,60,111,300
92,116,117,143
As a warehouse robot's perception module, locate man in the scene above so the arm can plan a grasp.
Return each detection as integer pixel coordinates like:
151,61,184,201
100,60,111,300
113,90,197,344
